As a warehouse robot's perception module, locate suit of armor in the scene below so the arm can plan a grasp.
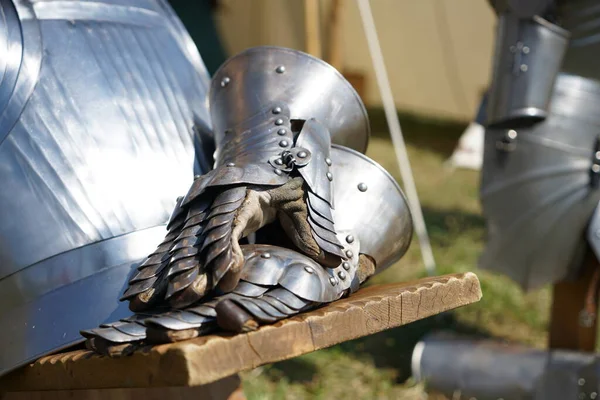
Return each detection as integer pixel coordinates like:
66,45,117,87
481,0,600,290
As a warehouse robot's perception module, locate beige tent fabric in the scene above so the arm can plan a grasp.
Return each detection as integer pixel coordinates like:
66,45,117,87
214,0,496,122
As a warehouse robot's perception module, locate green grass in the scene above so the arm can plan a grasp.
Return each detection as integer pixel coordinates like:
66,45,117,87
241,111,552,399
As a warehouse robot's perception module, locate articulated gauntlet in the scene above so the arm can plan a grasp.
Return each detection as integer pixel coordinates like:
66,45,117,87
82,47,412,356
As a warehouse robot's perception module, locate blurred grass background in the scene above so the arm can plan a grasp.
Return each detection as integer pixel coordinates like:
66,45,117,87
240,110,552,399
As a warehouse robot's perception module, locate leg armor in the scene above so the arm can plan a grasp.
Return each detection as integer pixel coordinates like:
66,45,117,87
480,74,600,290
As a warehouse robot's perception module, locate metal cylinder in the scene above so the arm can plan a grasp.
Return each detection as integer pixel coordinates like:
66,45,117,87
412,333,600,400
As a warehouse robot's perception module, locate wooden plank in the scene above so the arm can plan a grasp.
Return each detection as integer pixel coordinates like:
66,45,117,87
1,273,481,392
549,250,599,351
2,375,245,400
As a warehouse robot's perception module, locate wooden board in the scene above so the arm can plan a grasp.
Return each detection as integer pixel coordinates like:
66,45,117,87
1,376,245,400
1,273,481,392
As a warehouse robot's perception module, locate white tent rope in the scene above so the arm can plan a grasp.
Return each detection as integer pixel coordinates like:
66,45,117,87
356,0,437,275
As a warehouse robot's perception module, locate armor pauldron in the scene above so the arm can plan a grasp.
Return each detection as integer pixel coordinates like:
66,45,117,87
487,13,569,127
481,74,600,290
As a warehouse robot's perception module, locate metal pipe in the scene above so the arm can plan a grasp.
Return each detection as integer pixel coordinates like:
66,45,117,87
413,332,600,400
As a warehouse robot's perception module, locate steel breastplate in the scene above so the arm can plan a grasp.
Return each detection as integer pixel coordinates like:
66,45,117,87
0,0,212,375
480,74,600,290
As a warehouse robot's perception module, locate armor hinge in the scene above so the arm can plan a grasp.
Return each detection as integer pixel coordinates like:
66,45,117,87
269,147,312,172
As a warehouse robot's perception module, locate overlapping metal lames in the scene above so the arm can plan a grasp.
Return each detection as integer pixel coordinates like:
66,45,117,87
82,143,413,354
82,239,361,353
81,46,413,354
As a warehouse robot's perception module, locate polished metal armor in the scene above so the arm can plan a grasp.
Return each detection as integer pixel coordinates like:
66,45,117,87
0,0,212,376
481,0,600,289
121,47,370,310
487,14,569,127
209,46,370,154
81,145,413,347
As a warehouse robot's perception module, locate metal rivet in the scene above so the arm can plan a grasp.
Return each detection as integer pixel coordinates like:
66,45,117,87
274,158,283,165
520,64,528,72
591,392,597,399
326,172,333,181
342,262,350,270
329,277,337,286
298,151,307,158
226,162,235,167
346,235,354,244
275,119,284,126
279,140,289,147
277,129,287,136
325,158,332,166
593,164,600,173
507,130,517,139
261,253,271,259
274,168,282,175
194,175,201,180
345,250,353,258
579,378,586,386
595,151,600,159
276,65,285,73
522,46,530,54
338,271,346,280
304,266,314,274
358,183,368,192
273,107,282,114
220,77,230,87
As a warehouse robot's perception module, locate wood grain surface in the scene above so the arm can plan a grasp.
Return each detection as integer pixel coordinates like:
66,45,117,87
1,273,482,392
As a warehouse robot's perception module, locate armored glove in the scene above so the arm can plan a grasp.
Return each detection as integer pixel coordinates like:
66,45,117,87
119,46,373,311
83,243,374,356
82,145,413,356
121,114,347,311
